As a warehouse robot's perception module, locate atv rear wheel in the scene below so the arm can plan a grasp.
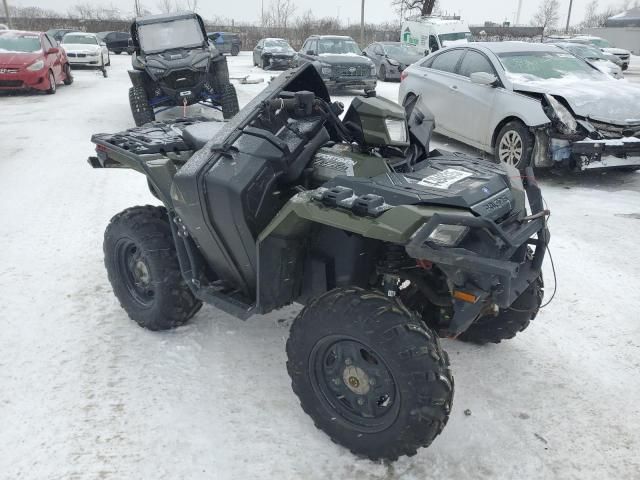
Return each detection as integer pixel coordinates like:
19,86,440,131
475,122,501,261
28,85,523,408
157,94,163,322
128,86,155,126
231,45,240,56
103,205,202,331
286,287,453,461
220,83,239,120
458,277,543,345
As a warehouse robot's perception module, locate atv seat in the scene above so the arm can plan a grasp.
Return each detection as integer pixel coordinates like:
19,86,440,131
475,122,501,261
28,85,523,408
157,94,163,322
182,121,226,150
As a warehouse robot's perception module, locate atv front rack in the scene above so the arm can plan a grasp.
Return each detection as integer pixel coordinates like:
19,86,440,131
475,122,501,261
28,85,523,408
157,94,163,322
405,167,549,335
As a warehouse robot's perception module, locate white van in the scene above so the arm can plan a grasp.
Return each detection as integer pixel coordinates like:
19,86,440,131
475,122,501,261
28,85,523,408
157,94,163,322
401,16,472,54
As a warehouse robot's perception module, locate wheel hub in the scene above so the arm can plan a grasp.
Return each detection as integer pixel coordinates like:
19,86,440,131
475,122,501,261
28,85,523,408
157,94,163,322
133,260,150,285
343,365,371,395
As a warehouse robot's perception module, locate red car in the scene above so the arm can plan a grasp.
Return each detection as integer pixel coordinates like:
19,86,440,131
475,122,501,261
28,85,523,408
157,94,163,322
0,30,73,94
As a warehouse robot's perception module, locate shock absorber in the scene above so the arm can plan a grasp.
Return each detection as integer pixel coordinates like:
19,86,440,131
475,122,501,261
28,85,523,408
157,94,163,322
378,245,412,297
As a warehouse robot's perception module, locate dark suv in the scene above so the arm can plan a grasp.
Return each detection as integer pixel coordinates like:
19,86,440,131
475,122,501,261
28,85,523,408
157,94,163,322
296,35,376,91
127,12,239,126
207,32,241,56
99,31,134,54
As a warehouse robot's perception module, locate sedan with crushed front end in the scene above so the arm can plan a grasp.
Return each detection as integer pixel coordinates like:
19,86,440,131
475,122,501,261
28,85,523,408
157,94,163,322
363,41,424,81
253,38,296,70
399,42,640,172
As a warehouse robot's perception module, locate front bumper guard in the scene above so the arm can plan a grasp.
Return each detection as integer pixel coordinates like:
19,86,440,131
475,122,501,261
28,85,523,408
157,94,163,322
405,167,549,335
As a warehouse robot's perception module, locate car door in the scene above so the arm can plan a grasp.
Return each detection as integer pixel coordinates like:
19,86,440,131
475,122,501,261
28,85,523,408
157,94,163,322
42,34,62,79
254,40,263,65
414,48,465,136
445,48,501,148
298,39,317,66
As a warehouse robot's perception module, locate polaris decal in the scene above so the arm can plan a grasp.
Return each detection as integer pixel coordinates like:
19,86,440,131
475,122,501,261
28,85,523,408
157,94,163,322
418,169,472,189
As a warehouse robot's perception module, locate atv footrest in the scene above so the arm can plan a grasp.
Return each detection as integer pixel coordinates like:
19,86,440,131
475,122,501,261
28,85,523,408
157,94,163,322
197,284,255,320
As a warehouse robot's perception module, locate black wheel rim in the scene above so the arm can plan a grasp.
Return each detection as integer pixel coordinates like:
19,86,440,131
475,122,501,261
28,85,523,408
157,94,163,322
309,335,400,433
115,238,155,307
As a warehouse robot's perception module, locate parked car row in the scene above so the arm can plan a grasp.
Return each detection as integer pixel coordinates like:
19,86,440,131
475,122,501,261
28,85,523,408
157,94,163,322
0,30,73,94
545,34,632,70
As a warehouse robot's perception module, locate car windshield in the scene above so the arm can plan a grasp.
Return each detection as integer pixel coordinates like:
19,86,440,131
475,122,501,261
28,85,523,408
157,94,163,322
0,33,41,52
587,38,611,48
383,44,423,57
138,18,204,53
498,51,603,81
318,38,361,55
439,32,473,43
62,34,97,45
265,39,292,49
561,44,604,60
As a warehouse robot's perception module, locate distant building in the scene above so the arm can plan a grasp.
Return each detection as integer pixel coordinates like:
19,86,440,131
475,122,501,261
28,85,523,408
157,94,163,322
605,8,640,28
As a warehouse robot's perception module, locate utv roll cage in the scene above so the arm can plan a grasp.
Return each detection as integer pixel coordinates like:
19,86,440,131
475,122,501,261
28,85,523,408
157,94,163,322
129,12,209,54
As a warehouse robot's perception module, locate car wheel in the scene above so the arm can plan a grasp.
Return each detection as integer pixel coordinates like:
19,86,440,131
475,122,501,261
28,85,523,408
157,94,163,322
495,120,534,171
46,70,56,94
378,64,387,81
63,63,73,85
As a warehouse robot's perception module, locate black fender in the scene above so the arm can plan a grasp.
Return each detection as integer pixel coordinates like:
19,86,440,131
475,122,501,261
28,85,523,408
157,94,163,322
128,69,146,88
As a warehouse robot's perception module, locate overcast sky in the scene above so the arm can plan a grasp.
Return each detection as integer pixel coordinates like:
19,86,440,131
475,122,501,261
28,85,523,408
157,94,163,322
17,0,594,27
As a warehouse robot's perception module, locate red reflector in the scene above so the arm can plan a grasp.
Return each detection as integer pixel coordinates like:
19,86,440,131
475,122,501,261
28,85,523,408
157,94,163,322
96,144,108,153
400,71,408,82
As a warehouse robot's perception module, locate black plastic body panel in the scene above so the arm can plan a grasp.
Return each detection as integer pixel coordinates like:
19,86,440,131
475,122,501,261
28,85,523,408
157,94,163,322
171,65,331,298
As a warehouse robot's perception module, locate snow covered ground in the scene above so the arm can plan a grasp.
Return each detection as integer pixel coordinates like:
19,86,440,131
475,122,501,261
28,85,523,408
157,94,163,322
1,52,639,480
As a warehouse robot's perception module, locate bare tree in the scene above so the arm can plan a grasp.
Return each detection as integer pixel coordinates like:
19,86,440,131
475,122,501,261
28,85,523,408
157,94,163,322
156,0,177,13
263,0,296,30
391,0,438,17
532,0,560,32
181,0,198,12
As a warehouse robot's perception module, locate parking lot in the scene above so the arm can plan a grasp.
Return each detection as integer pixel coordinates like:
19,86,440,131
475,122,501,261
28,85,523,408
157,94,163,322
1,52,639,479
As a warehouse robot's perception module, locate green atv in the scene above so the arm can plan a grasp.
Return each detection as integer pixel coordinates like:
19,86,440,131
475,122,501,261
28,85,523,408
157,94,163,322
88,64,549,461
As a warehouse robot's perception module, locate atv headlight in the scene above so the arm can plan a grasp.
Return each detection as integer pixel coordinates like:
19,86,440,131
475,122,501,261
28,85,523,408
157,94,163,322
27,59,44,71
385,119,408,143
544,94,577,134
427,224,469,247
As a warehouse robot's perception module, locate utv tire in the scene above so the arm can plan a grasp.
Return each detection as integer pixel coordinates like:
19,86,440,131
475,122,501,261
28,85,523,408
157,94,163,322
494,120,534,171
458,277,543,345
104,205,202,331
129,86,155,126
220,83,239,120
210,57,230,90
286,287,454,461
63,63,73,85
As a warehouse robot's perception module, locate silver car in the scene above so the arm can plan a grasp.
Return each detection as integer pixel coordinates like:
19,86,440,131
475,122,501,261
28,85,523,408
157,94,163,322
399,42,640,171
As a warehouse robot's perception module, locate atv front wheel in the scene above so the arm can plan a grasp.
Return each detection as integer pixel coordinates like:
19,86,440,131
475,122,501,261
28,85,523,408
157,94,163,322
210,57,231,90
103,205,202,331
458,277,543,345
128,86,155,126
220,83,239,120
286,287,453,461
